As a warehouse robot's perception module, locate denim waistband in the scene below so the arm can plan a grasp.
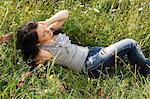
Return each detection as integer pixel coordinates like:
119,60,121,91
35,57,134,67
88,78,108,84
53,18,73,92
85,46,103,62
82,46,103,74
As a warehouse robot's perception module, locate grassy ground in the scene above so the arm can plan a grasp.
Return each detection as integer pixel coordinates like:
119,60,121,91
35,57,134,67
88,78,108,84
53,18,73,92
0,0,150,98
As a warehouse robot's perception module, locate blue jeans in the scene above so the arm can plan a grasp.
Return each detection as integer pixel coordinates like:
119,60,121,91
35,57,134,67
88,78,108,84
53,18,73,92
85,39,150,78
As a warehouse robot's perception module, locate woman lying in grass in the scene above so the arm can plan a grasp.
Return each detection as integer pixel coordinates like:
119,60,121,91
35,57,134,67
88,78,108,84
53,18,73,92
16,10,150,78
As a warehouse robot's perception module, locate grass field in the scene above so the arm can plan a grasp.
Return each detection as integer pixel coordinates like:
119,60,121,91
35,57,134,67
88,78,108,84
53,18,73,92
0,0,150,98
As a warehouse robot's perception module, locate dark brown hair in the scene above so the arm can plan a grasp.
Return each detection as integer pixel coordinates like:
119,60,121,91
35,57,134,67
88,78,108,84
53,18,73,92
16,22,39,67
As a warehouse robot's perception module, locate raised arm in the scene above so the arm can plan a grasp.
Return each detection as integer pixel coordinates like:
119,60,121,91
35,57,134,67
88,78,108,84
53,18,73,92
45,10,69,25
38,10,69,29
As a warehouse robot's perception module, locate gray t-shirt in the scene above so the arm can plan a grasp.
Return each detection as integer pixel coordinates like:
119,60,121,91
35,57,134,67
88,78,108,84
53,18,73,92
38,33,89,72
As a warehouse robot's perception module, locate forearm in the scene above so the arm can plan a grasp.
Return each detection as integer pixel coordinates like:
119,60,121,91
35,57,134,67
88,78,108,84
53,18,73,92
45,10,69,26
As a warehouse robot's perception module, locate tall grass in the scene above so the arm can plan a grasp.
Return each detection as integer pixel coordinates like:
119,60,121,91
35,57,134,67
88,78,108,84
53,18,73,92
0,0,150,98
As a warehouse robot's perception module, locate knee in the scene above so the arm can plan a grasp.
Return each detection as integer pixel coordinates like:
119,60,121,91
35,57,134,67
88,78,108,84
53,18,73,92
123,38,137,46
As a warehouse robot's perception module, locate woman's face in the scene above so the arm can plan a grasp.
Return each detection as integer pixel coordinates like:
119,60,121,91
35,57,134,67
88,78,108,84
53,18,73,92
35,23,53,43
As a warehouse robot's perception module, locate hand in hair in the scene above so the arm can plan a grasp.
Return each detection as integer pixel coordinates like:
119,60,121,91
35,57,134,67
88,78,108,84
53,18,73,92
0,32,12,44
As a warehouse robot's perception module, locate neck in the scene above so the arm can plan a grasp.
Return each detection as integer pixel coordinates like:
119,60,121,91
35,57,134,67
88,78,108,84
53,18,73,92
39,36,55,45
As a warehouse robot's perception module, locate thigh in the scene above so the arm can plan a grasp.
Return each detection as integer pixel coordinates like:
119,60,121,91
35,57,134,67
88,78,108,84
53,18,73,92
86,39,133,70
87,39,146,78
